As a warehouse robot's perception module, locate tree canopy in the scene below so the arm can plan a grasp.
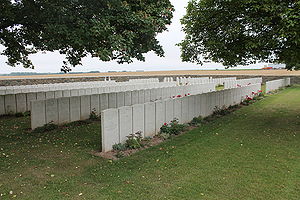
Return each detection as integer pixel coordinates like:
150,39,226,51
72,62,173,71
179,0,300,70
0,0,174,72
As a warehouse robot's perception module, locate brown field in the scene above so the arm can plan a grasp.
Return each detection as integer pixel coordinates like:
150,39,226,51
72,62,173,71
1,69,300,79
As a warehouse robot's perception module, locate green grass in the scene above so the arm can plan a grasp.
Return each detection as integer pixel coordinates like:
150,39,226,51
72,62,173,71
216,85,225,91
1,86,300,199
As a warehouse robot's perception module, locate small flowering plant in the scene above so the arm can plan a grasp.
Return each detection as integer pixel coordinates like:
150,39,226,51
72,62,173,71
257,90,264,97
159,118,187,139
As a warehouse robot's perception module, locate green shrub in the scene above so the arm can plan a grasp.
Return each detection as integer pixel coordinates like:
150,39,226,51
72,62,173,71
213,106,230,116
32,122,58,133
189,116,203,126
160,118,187,136
89,109,100,121
125,131,143,149
112,143,127,151
159,132,171,140
15,112,24,118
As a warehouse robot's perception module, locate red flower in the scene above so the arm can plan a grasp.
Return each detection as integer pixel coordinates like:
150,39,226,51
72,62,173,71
163,123,167,126
177,95,182,98
188,93,191,95
185,94,187,96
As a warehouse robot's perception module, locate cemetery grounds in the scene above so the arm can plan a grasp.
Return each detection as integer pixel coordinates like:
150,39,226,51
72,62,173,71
0,85,299,199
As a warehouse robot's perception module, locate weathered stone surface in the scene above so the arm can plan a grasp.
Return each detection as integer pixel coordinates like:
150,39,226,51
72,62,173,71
36,92,46,100
155,101,165,133
132,104,145,137
54,91,63,98
144,90,151,102
124,91,132,106
188,96,196,121
80,95,91,120
4,94,16,114
70,96,81,122
117,92,125,108
90,94,100,114
108,93,117,108
173,98,182,123
119,106,133,143
26,93,37,111
31,100,46,129
45,99,59,124
165,99,174,123
58,98,70,124
144,102,156,137
101,109,119,152
70,89,79,97
138,90,145,104
0,96,5,115
181,97,189,123
16,93,27,113
100,93,109,111
78,89,86,96
131,90,139,105
45,91,55,99
150,89,157,101
63,90,71,97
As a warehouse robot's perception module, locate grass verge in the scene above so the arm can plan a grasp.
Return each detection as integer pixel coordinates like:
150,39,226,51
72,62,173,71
0,86,300,199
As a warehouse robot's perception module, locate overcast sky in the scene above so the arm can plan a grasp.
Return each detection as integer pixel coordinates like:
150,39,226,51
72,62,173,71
0,0,263,74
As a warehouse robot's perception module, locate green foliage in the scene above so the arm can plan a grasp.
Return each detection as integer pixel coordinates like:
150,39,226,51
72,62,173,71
89,109,100,121
32,121,58,133
15,112,25,118
112,143,127,151
189,116,203,127
160,118,188,138
1,1,174,72
15,111,31,118
213,106,231,117
125,131,143,150
115,151,125,159
179,0,300,70
159,132,171,140
0,86,300,199
216,84,225,91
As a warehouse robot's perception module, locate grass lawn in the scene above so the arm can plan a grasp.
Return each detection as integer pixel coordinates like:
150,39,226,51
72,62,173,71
1,86,300,199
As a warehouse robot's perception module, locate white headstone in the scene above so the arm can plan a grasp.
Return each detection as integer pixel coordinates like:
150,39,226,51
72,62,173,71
16,93,27,113
155,101,166,133
119,106,133,143
31,100,46,129
70,96,81,122
132,104,145,137
58,98,70,124
45,99,59,124
4,94,16,114
80,96,91,120
108,93,117,108
101,109,119,152
144,102,156,137
100,93,109,111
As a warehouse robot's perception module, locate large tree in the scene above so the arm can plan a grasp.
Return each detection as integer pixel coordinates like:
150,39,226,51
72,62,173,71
0,0,174,72
179,0,300,70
